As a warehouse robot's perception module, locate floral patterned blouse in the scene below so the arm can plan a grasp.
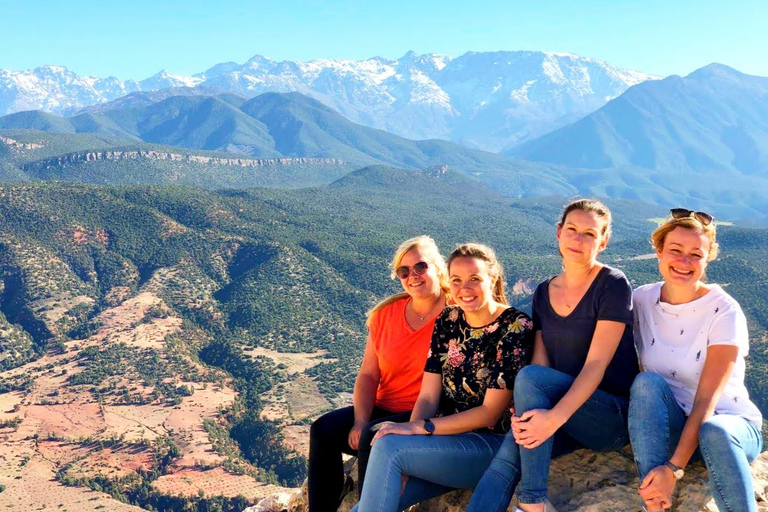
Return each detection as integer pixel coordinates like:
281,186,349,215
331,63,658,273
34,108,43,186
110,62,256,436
424,305,534,433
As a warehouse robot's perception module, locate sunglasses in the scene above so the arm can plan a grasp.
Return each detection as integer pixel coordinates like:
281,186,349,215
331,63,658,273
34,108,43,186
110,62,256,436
669,208,714,226
395,261,429,280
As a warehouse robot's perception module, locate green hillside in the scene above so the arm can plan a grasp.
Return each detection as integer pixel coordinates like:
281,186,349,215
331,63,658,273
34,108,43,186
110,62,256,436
0,92,576,197
0,171,766,491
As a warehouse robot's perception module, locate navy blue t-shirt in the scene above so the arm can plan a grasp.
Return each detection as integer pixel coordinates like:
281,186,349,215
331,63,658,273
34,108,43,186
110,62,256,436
532,266,639,397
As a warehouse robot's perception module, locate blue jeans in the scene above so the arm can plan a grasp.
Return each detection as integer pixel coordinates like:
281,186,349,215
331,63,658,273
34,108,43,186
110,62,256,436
629,372,764,512
466,365,630,511
348,431,505,512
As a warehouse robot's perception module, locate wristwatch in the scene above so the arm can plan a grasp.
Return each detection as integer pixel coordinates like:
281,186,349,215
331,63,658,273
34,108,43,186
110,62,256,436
423,418,435,435
665,461,684,480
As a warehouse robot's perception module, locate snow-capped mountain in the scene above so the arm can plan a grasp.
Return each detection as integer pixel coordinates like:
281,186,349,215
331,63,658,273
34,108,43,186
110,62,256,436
0,52,657,151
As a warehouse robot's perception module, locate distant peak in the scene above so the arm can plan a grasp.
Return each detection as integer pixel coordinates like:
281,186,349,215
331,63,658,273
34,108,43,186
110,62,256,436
686,63,746,80
398,50,420,62
244,54,275,67
33,65,70,74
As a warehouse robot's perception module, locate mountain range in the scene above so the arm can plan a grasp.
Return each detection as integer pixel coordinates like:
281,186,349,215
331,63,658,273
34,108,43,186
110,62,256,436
0,51,655,151
0,93,576,196
3,72,768,220
511,64,768,174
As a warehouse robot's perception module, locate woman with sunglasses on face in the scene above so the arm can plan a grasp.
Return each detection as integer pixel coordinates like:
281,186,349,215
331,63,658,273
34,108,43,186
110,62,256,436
309,235,449,512
630,209,762,512
466,199,639,512
348,243,534,512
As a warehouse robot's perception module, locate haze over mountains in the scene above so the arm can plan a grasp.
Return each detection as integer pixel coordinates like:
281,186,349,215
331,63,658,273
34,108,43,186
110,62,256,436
511,64,768,175
3,67,768,220
0,51,654,151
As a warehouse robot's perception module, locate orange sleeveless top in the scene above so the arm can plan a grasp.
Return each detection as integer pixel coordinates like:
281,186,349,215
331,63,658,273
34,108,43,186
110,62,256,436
369,297,437,412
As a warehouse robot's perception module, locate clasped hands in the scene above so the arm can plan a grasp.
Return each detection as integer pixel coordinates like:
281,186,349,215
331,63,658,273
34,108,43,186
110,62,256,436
511,408,562,449
638,464,676,511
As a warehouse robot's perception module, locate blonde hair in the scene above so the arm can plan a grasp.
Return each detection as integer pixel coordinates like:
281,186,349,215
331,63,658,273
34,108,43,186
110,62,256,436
651,216,719,261
366,235,448,326
447,243,508,305
558,198,613,238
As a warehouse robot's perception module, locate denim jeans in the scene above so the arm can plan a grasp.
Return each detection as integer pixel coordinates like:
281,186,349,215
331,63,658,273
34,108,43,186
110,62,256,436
466,365,630,512
308,406,411,512
629,372,764,512
348,431,505,512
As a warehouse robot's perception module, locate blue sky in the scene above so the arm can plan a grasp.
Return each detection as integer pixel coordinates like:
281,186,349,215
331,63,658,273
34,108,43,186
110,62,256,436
1,0,766,80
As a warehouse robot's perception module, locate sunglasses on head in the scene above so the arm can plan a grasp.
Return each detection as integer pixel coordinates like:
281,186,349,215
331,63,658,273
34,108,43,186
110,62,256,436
670,208,714,226
395,261,429,280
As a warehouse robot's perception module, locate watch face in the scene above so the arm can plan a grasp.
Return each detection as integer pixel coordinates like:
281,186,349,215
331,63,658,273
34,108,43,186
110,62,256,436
674,469,684,480
424,419,435,434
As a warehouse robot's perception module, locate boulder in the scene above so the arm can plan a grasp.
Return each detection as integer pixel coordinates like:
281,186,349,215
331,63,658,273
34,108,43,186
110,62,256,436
246,449,768,512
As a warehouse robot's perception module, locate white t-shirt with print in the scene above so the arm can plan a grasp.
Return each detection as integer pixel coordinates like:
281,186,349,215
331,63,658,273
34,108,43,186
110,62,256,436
633,282,762,428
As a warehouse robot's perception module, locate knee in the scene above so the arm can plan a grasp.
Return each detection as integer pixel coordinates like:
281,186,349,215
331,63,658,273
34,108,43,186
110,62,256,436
310,411,336,442
630,372,667,401
358,423,377,455
514,365,549,393
699,417,735,450
369,434,405,466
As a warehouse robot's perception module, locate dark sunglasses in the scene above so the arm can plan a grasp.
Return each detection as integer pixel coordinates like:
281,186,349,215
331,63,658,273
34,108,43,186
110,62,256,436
670,208,714,226
395,261,429,280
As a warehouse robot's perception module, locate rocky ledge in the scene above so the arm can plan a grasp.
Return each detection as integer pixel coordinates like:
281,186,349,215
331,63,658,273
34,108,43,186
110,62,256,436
245,448,768,512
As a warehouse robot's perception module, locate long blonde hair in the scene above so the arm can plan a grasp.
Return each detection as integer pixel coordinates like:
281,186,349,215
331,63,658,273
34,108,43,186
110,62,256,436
366,235,448,327
446,243,508,305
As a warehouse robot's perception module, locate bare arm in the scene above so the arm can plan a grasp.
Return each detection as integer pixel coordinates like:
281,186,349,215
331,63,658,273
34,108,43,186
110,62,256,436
428,388,513,435
375,374,512,441
638,344,738,508
531,331,550,366
671,344,738,468
409,372,442,422
348,337,380,448
549,320,625,424
514,320,625,448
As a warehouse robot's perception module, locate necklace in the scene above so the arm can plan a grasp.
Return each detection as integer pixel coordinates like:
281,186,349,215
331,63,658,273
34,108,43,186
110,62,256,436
410,301,428,321
410,298,441,321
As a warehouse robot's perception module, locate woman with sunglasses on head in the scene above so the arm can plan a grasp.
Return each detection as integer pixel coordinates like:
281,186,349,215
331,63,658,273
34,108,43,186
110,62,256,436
309,235,449,512
348,243,534,512
466,199,639,512
629,209,762,512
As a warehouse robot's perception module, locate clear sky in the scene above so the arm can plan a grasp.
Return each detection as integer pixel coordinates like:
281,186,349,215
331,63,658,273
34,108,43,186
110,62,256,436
1,0,766,80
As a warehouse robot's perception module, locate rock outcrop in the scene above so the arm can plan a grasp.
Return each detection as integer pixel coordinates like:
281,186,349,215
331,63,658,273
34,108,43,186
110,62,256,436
22,150,344,171
245,449,768,512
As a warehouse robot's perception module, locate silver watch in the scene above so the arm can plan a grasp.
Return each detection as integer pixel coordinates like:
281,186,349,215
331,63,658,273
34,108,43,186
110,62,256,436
665,461,684,480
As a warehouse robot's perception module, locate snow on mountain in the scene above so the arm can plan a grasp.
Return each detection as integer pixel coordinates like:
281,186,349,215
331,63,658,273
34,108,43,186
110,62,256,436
0,52,658,151
0,65,140,117
138,70,204,91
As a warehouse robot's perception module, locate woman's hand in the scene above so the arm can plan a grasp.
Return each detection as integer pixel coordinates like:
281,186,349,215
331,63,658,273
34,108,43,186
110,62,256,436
370,420,422,444
512,409,561,449
638,465,675,510
348,420,367,450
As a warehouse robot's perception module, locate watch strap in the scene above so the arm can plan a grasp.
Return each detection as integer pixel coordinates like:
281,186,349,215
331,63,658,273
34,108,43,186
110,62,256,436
665,461,684,479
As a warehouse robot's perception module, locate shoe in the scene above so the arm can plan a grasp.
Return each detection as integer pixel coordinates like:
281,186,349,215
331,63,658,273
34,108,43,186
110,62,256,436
336,472,355,508
513,501,558,512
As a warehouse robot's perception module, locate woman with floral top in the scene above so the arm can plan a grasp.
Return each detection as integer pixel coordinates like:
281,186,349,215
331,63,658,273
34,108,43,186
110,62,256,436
466,199,639,512
348,243,534,512
629,210,762,512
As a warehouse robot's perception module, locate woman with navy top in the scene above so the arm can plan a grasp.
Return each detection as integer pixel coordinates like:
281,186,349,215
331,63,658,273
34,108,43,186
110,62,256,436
466,198,639,512
630,209,763,512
